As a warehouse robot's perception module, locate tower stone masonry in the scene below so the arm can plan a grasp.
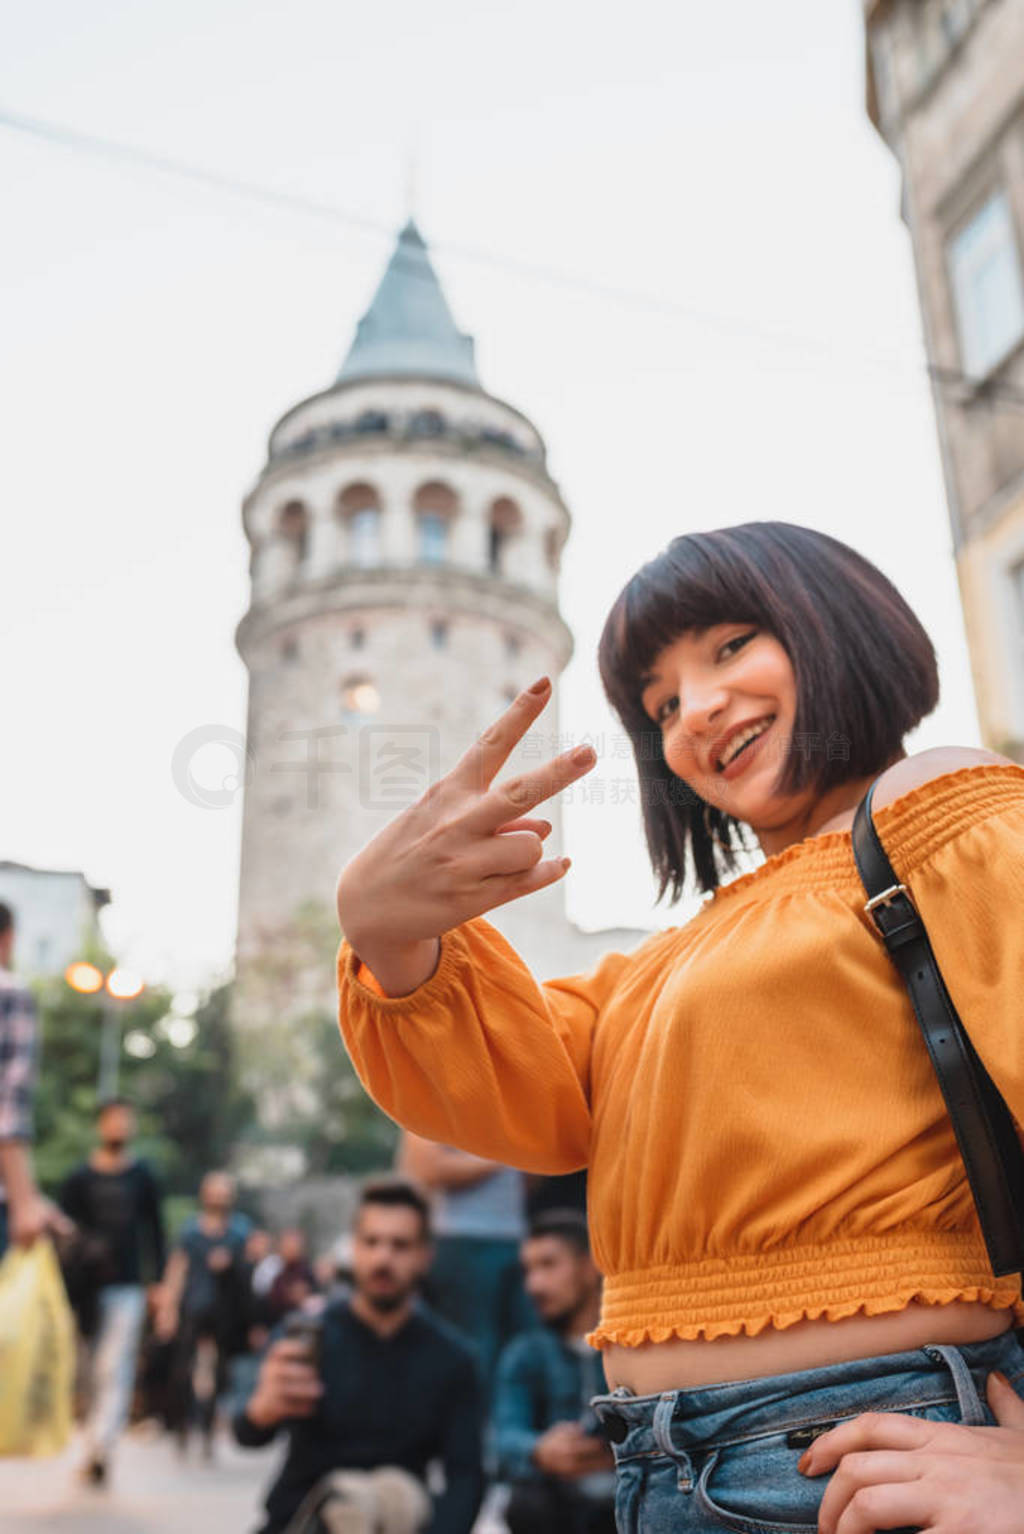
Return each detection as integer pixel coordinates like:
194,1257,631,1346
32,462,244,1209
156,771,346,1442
234,222,647,1032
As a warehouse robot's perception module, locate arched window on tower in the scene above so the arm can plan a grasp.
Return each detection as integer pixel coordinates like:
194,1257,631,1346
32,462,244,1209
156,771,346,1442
414,482,458,565
278,500,310,580
337,483,382,568
488,496,523,576
340,673,380,716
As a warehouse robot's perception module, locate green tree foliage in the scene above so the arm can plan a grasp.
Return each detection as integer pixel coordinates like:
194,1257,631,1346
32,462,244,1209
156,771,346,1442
231,899,398,1177
33,976,255,1196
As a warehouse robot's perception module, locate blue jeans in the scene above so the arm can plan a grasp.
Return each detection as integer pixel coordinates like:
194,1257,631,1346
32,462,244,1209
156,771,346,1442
83,1284,147,1461
592,1330,1024,1533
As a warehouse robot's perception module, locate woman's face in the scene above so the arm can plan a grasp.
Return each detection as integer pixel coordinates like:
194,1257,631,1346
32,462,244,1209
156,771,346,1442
640,623,805,832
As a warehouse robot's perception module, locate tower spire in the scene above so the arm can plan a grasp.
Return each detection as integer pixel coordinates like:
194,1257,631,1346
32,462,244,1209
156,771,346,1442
337,222,479,389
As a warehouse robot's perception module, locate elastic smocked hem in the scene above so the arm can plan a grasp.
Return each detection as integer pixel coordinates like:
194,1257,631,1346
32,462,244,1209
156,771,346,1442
338,928,470,1011
585,1230,1024,1349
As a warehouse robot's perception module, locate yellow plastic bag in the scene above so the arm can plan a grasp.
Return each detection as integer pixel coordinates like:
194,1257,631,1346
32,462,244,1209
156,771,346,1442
0,1239,75,1456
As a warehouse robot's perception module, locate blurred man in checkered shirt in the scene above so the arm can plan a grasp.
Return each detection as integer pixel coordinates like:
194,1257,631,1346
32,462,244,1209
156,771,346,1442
0,901,67,1255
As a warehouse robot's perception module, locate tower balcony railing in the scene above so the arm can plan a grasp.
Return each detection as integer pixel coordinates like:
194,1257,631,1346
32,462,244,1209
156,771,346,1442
267,407,546,472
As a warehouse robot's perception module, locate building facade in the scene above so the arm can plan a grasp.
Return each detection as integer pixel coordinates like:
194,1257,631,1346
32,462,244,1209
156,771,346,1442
865,0,1024,756
0,861,110,978
234,222,645,1031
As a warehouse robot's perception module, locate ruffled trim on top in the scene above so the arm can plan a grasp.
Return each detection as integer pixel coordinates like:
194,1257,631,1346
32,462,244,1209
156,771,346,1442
587,1287,1024,1349
706,762,1024,910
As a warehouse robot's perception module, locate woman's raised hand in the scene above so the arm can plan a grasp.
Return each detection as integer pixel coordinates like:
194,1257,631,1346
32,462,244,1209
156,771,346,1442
336,677,596,995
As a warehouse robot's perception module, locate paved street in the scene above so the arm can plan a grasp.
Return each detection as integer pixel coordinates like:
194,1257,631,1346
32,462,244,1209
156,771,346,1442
0,1429,282,1533
0,1430,509,1533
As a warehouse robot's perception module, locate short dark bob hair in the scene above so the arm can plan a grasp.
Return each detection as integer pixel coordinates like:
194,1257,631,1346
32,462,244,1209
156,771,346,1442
598,521,938,901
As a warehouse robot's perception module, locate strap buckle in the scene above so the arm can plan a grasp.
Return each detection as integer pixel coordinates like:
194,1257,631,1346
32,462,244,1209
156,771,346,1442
863,882,916,917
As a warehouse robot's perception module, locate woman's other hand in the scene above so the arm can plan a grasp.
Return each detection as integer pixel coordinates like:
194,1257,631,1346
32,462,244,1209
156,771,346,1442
801,1368,1024,1533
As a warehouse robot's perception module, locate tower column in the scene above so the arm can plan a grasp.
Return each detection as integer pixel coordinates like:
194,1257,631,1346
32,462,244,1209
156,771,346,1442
306,490,339,579
384,487,416,563
452,495,488,570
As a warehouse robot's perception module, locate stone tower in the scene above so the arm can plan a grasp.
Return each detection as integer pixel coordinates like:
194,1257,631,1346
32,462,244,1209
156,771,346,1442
235,222,643,1020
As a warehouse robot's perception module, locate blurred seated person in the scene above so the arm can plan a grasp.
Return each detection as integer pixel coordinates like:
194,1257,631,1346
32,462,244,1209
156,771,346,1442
398,1131,530,1390
265,1228,317,1326
234,1178,483,1534
493,1210,616,1534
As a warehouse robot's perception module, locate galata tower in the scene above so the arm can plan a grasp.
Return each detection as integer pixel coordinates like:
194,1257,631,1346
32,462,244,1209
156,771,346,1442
234,221,645,1023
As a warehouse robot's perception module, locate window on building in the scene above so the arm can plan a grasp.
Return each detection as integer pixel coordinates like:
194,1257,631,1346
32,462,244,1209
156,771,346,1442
409,409,446,438
488,497,523,575
340,674,380,715
414,482,458,564
350,625,366,650
278,500,310,574
504,632,521,658
338,483,382,568
948,190,1024,378
429,619,448,649
281,636,299,664
354,409,390,435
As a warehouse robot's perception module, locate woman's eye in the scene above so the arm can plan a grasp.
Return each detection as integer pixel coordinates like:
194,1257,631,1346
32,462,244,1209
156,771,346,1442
655,696,678,725
718,630,756,661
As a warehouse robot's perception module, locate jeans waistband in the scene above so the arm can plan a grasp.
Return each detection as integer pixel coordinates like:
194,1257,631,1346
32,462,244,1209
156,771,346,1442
591,1331,1024,1460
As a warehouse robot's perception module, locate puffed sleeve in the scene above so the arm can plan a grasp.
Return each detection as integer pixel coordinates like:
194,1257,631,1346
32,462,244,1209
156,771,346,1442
337,916,652,1174
907,797,1024,1127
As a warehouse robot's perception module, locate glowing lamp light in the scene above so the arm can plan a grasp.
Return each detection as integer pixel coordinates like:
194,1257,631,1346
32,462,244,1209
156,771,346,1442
65,962,104,994
105,968,145,1002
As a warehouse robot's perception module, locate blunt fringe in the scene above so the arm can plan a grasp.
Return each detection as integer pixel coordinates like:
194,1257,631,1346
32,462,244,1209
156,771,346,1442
597,522,939,901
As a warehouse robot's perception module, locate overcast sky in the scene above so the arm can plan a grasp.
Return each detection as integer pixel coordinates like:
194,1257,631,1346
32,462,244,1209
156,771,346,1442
0,0,979,989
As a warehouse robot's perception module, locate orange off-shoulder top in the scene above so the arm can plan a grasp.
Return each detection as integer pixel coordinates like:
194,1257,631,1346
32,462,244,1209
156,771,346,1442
337,764,1024,1348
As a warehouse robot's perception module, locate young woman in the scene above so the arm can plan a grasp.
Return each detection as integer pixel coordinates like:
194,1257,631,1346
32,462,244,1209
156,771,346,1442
336,522,1024,1532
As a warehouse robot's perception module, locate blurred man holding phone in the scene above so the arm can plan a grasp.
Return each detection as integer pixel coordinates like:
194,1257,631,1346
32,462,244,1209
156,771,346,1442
235,1177,483,1534
493,1210,616,1534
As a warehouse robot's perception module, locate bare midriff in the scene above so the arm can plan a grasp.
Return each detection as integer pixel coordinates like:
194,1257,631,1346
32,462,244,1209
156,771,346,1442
601,1301,1013,1393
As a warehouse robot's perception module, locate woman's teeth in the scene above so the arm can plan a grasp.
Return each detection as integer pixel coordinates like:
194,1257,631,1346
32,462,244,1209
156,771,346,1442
717,716,774,771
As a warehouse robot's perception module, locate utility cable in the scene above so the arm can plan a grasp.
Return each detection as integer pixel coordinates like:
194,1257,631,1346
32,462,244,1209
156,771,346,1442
3,104,1024,410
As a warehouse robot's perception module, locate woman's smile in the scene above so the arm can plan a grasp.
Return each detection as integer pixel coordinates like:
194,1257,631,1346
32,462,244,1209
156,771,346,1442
642,624,798,832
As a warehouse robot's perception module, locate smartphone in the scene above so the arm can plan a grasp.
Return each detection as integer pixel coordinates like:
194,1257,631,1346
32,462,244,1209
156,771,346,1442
282,1313,324,1375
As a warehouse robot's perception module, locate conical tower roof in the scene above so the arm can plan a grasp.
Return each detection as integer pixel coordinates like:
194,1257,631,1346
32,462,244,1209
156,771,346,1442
337,221,479,389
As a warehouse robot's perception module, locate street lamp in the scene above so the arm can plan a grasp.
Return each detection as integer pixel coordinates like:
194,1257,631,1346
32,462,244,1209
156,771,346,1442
65,962,146,1098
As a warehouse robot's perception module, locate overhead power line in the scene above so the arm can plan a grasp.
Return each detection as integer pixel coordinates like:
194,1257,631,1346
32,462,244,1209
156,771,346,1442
3,103,1024,410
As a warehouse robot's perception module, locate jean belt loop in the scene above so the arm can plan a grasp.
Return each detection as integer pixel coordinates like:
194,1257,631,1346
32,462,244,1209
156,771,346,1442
923,1344,987,1426
652,1391,695,1491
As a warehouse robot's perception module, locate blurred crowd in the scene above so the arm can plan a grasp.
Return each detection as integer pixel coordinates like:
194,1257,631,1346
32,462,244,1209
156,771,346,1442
10,1091,613,1534
1,900,613,1534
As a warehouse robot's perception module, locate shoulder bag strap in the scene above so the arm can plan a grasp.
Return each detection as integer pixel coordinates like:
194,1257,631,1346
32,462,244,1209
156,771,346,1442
852,778,1024,1278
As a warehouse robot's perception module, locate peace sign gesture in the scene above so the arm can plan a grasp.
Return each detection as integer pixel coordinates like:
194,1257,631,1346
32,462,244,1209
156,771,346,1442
336,677,596,995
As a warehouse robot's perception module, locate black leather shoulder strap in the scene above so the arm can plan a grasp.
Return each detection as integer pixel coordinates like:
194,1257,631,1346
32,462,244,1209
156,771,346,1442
852,779,1024,1278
